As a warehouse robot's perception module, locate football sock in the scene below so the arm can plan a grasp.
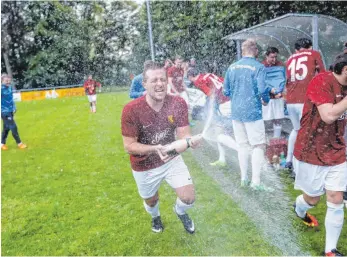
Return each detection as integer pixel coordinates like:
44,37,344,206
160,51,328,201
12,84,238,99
175,197,193,215
325,202,344,253
251,147,265,186
238,146,250,181
217,142,226,163
295,194,313,218
143,201,160,218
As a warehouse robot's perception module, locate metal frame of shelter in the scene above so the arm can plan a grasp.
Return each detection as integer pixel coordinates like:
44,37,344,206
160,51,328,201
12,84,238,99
222,13,347,67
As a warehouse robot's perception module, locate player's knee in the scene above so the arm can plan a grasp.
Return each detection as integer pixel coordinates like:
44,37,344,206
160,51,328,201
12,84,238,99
304,194,320,206
145,195,159,207
180,196,195,205
326,191,343,204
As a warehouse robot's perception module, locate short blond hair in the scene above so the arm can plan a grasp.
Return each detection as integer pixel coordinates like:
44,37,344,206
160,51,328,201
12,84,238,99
242,39,258,56
143,62,165,82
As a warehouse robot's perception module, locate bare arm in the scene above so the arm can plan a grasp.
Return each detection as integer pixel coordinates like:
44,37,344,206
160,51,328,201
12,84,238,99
168,77,179,95
317,97,347,124
177,125,191,139
122,136,160,155
159,126,201,157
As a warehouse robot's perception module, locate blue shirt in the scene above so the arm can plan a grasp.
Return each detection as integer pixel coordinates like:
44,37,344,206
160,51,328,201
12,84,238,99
223,57,269,122
264,66,286,94
129,74,145,99
1,84,16,113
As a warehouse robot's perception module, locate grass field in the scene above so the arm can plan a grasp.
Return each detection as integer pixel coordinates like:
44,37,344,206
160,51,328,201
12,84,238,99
280,172,347,255
1,92,346,256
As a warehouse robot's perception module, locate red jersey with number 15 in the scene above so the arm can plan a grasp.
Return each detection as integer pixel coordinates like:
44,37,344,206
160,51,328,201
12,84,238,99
193,73,229,104
285,49,325,104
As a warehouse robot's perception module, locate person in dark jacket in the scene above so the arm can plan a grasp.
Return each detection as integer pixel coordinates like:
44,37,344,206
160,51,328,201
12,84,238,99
1,74,27,150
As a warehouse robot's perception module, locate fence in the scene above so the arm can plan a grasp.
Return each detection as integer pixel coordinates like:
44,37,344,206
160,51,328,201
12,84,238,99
13,85,129,102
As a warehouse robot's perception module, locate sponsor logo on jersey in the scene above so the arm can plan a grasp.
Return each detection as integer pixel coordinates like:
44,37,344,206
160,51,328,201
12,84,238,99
168,115,174,124
151,128,171,145
230,64,256,71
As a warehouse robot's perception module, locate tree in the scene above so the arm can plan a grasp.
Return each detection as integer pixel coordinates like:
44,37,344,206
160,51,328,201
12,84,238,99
131,1,347,75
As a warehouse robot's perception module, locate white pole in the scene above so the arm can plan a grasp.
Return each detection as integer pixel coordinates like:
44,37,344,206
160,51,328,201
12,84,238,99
146,0,155,61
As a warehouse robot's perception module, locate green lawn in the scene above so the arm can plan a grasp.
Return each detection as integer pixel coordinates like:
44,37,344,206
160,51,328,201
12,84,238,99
2,93,280,256
280,172,347,255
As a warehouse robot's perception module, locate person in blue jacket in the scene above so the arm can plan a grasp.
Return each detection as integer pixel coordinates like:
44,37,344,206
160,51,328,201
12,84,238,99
223,39,271,191
129,60,154,99
1,74,27,150
261,47,286,138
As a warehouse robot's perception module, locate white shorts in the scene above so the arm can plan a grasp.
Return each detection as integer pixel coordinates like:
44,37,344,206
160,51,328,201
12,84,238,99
294,157,347,197
132,155,193,199
87,94,97,102
219,101,231,117
287,104,304,131
232,119,266,146
262,98,285,120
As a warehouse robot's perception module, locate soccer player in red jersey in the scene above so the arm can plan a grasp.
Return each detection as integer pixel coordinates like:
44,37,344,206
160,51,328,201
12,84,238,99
187,69,230,107
163,58,173,72
167,55,189,104
83,75,101,113
187,69,232,166
285,38,325,171
293,53,347,257
121,62,202,234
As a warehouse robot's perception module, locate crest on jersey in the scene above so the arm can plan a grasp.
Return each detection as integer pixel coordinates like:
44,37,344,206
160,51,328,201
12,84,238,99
168,115,174,123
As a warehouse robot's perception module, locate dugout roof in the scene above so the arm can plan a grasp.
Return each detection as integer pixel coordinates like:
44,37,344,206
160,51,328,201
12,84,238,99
223,13,347,67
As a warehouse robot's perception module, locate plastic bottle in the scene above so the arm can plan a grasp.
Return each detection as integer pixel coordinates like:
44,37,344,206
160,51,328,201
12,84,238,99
280,152,286,168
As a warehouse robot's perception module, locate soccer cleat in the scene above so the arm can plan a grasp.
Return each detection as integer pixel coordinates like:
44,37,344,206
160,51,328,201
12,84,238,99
293,203,319,227
1,144,8,150
250,183,274,192
209,160,227,167
17,143,27,149
174,207,195,234
325,249,344,256
240,179,250,187
151,216,164,233
285,161,293,170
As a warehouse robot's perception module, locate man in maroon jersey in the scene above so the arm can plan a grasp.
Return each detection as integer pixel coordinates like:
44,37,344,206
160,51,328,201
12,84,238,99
187,69,234,167
83,75,101,113
121,62,202,234
284,38,325,171
293,53,347,257
187,69,230,107
167,55,189,104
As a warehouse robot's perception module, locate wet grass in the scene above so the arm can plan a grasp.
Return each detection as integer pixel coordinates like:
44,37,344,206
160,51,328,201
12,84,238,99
1,92,279,256
280,170,347,255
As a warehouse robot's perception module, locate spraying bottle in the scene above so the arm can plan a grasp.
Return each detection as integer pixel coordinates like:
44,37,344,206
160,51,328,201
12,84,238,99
280,152,286,168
